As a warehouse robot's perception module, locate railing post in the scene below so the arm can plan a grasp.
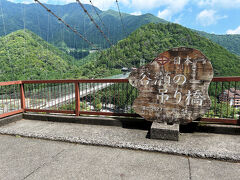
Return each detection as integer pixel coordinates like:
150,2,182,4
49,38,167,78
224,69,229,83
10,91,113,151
20,83,26,110
238,110,240,125
75,82,80,116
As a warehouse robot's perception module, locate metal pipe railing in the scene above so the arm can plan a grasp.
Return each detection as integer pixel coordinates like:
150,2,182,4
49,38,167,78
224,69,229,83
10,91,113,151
0,77,239,125
0,81,23,118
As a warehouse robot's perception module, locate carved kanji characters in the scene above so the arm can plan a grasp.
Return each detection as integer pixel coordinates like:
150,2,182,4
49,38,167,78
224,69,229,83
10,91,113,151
184,56,192,65
174,89,182,104
163,73,171,86
174,56,181,64
139,73,151,86
185,90,192,105
155,72,170,87
157,89,169,104
173,74,186,85
192,90,203,106
185,90,204,106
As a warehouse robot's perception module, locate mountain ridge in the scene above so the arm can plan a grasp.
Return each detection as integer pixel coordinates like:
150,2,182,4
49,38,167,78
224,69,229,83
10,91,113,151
195,30,240,56
80,23,240,78
1,0,239,56
0,0,166,50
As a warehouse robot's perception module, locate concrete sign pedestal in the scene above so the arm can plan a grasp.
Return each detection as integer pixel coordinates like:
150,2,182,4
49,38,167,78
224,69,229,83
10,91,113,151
150,122,179,141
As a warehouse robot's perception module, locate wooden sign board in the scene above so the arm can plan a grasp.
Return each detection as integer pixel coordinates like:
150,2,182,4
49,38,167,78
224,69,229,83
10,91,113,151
129,47,213,124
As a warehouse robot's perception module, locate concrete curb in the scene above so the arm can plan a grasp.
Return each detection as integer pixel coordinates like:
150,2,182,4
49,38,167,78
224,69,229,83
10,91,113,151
23,113,240,135
23,113,151,129
0,129,239,162
0,114,22,127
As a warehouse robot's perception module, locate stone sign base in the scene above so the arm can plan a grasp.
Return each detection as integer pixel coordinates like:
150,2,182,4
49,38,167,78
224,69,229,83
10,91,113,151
150,122,179,141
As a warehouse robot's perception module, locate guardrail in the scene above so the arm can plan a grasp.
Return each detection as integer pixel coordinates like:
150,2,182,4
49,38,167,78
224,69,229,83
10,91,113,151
0,77,239,125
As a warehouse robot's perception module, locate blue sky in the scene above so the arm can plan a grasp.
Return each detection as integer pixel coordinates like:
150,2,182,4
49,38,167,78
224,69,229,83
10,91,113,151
8,0,240,35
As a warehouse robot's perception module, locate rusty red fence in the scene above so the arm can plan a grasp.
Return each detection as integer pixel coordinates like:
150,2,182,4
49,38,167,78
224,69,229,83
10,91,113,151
0,77,240,125
22,79,139,117
201,77,240,125
0,81,23,118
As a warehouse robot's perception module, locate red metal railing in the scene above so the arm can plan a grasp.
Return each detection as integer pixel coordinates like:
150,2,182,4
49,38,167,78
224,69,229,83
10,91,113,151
0,77,239,125
21,79,138,117
0,81,23,118
202,77,240,125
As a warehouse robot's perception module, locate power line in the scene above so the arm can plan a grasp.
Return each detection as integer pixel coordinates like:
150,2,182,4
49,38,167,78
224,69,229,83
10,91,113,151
34,0,99,51
76,0,112,47
115,0,127,37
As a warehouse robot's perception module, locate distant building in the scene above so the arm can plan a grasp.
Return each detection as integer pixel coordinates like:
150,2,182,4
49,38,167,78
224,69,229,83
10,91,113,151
219,88,240,107
89,49,98,53
121,67,129,72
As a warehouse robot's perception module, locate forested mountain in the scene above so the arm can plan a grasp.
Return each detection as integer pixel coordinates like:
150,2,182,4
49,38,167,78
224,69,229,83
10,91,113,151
81,23,240,78
0,1,240,81
1,24,239,81
0,29,81,81
0,0,166,51
196,31,240,56
1,0,240,57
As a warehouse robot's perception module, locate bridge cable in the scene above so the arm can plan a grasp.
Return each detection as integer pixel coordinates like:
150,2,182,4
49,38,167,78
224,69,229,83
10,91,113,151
0,0,14,80
89,0,108,33
34,1,53,79
34,0,99,51
35,0,127,71
21,3,27,78
76,0,112,47
47,13,51,78
115,0,127,37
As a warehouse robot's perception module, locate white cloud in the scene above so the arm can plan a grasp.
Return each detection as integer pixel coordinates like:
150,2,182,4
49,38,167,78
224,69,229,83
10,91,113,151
83,0,115,10
130,11,142,16
120,0,130,6
227,26,240,34
131,0,189,11
58,0,129,10
197,0,240,9
22,0,34,3
196,9,227,26
8,0,115,10
7,0,38,3
8,0,190,16
157,9,171,20
69,0,190,19
130,0,160,10
156,0,189,20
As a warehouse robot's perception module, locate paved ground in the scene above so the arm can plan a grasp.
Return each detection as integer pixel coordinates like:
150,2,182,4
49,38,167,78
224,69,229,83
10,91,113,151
0,135,240,180
0,119,240,161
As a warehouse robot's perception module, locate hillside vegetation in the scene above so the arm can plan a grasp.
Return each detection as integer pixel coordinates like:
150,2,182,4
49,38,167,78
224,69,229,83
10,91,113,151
1,23,240,81
82,23,240,77
0,30,81,81
197,31,240,56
